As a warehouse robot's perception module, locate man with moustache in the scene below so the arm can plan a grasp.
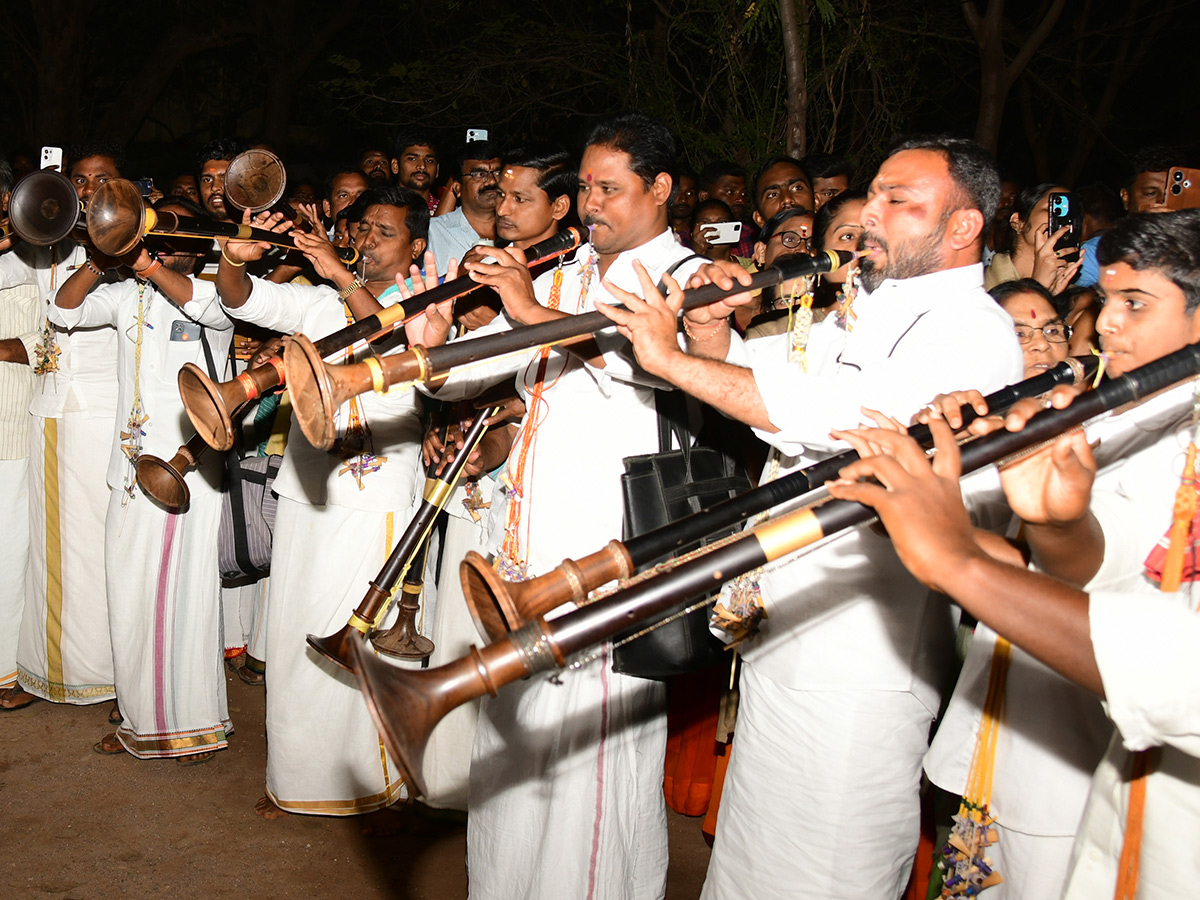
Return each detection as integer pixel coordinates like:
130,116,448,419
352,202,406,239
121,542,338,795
217,187,435,818
321,167,368,236
600,135,1024,899
358,146,392,186
0,142,123,714
406,112,705,899
426,140,501,276
402,142,576,812
390,128,440,213
51,195,234,763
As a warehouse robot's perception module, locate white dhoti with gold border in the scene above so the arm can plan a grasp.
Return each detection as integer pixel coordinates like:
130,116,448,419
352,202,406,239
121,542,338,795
105,469,229,759
0,457,30,686
264,497,416,815
18,413,115,703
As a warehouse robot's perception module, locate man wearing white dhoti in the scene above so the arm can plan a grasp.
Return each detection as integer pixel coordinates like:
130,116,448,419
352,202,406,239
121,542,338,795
602,137,1024,899
218,187,430,816
412,113,705,900
50,195,233,762
0,145,123,711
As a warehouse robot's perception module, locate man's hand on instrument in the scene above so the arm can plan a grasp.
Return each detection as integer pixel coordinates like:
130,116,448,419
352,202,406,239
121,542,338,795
221,209,287,264
398,250,454,347
911,389,991,432
596,259,686,378
248,336,286,370
827,419,984,595
462,247,540,324
682,260,756,326
289,222,344,282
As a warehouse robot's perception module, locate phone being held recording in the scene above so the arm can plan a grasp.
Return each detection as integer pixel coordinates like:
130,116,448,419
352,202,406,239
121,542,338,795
1166,167,1200,211
1047,192,1080,262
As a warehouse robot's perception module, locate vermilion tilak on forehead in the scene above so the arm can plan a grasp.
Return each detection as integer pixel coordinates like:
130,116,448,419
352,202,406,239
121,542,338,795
1031,309,1036,319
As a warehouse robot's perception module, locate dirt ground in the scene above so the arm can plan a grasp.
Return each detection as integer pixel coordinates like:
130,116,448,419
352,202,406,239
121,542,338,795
0,667,712,900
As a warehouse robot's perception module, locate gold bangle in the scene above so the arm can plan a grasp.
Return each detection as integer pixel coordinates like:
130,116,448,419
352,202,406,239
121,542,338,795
682,317,727,343
337,277,364,301
363,355,388,394
220,245,246,267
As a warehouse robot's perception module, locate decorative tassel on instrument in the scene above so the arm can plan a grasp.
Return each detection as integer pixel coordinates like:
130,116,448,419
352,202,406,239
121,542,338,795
306,407,499,671
284,249,859,450
349,344,1200,800
178,226,582,451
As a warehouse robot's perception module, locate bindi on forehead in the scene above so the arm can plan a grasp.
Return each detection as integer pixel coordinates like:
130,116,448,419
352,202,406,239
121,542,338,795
587,169,593,183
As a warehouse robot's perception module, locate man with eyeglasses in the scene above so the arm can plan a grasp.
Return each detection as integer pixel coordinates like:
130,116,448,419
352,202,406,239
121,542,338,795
426,139,501,276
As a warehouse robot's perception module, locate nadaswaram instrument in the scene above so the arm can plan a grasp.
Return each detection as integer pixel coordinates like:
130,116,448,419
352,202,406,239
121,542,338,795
283,249,857,451
307,408,500,670
459,355,1098,643
346,343,1200,800
177,226,582,452
134,432,211,508
8,170,87,245
86,178,360,264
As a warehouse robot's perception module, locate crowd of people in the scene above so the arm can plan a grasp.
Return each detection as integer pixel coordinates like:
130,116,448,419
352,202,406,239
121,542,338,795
0,112,1197,900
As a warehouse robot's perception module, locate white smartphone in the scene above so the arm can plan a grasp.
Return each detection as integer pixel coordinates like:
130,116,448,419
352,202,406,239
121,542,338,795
465,128,489,143
40,146,63,171
700,221,743,245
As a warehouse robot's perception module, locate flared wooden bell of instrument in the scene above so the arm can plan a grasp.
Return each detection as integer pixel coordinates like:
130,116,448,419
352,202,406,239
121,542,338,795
87,179,148,256
459,541,635,643
283,333,362,451
135,451,191,508
460,551,524,642
225,149,287,213
371,586,435,660
306,624,360,672
9,171,83,246
349,638,509,800
177,362,244,451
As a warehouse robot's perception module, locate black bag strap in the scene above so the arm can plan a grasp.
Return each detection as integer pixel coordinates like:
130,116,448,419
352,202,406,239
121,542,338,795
203,328,262,577
652,253,703,461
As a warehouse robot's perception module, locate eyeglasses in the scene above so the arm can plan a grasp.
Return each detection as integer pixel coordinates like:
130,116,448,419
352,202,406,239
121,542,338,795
773,230,810,249
462,167,500,182
1014,323,1071,344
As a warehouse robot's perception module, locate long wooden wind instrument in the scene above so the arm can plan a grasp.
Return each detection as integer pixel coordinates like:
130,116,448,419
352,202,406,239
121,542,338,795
347,343,1200,799
307,407,500,671
178,226,582,451
284,249,858,450
459,355,1098,642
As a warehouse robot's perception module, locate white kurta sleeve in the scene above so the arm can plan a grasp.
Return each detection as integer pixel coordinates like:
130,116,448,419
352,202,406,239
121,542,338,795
180,278,232,330
47,282,121,329
1089,590,1200,758
222,275,321,335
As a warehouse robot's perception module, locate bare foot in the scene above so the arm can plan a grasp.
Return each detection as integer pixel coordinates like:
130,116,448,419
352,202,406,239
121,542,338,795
254,795,289,820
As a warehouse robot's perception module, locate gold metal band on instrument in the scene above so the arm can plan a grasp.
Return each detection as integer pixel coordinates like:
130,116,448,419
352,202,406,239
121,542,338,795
364,356,388,394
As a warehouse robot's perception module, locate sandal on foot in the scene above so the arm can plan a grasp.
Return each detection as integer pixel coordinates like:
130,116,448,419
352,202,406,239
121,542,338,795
236,658,265,686
108,702,122,725
177,750,215,767
93,732,125,755
0,685,41,711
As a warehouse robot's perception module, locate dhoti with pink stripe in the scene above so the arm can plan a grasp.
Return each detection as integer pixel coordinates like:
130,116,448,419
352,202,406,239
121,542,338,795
105,467,229,759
